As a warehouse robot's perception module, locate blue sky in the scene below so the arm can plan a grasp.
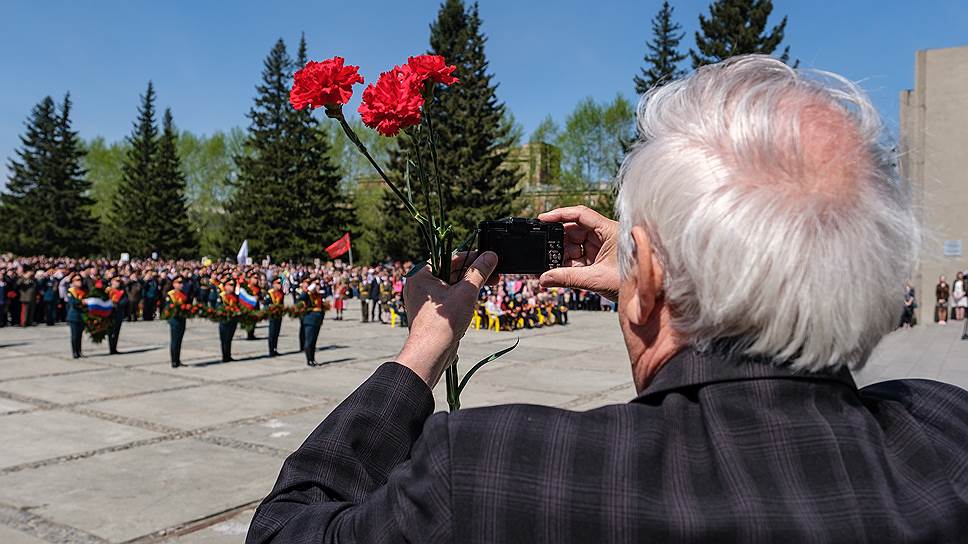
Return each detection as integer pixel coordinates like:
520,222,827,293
1,0,967,183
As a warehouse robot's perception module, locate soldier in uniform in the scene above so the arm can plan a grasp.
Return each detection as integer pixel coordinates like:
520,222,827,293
217,276,239,363
296,278,308,352
166,276,188,368
301,277,325,367
243,274,261,340
106,276,129,355
266,276,285,357
66,274,86,359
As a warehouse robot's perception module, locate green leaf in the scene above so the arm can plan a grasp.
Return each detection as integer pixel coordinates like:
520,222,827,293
405,261,429,278
457,338,520,395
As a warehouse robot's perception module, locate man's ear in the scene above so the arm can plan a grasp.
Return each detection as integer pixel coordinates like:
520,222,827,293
623,225,662,326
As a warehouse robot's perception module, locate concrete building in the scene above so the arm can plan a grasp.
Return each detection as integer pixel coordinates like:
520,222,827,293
899,45,968,321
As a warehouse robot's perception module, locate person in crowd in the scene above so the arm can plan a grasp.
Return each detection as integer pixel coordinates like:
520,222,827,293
301,277,325,366
143,272,158,321
936,274,950,324
296,278,308,353
359,273,370,323
332,279,345,321
126,271,142,321
166,275,188,368
952,271,966,321
42,269,58,326
18,269,36,327
217,276,239,363
106,275,128,355
66,274,86,359
266,276,285,357
246,56,968,543
0,270,6,328
900,281,917,328
368,273,382,323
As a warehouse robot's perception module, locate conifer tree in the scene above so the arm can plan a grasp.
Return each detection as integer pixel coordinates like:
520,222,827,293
227,39,294,261
287,34,356,260
153,108,198,257
111,81,160,256
691,0,794,68
378,0,521,261
1,94,97,255
1,97,59,254
50,93,99,256
635,1,687,94
229,37,350,262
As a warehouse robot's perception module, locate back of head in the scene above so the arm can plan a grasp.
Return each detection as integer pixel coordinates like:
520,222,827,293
617,54,918,371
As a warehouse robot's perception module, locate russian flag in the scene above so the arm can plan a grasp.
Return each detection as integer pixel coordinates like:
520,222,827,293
84,297,114,318
238,288,258,310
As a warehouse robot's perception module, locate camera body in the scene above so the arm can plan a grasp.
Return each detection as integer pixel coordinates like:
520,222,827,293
478,218,564,275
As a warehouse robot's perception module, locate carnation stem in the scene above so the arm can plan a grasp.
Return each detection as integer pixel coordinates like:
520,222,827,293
331,110,436,268
423,99,447,229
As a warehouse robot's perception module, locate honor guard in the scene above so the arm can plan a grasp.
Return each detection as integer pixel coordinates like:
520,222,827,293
166,276,189,368
106,276,128,355
266,277,285,357
296,278,308,353
217,277,240,362
301,277,325,367
66,274,86,359
243,274,261,340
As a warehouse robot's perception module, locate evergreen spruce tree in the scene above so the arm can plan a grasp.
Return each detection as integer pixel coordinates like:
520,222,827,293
229,37,349,262
153,108,198,257
111,81,160,256
227,39,293,261
50,93,99,256
1,97,59,254
287,34,356,260
377,0,521,261
690,0,794,68
0,94,97,256
634,1,687,94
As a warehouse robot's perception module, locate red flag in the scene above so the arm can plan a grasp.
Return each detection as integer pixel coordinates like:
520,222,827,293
325,232,351,259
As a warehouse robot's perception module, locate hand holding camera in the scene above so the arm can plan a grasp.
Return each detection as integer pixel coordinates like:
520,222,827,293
536,206,620,302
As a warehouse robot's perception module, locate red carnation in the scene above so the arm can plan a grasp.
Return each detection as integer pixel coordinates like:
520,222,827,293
406,55,458,86
290,57,364,111
358,65,425,137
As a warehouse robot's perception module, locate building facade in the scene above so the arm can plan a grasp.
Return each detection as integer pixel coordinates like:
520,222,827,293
899,45,968,321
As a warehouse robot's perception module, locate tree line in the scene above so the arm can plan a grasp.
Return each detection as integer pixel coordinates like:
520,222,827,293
0,0,793,263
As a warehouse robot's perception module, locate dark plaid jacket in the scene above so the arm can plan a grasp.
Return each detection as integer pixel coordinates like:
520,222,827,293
247,350,968,543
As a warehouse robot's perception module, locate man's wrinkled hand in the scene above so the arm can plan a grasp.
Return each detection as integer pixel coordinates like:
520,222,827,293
538,206,620,301
395,251,498,387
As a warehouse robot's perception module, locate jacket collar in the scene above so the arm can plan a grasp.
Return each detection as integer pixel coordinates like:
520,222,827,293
633,347,857,403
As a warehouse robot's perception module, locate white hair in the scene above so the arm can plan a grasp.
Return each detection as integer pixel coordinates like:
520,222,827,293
616,55,919,372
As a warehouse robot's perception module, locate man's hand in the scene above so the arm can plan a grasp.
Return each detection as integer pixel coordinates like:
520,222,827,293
538,206,620,301
396,251,498,387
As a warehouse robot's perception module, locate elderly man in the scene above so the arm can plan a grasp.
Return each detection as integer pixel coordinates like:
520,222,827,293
246,56,968,543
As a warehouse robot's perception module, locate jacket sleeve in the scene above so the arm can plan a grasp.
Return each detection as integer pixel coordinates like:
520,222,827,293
246,362,452,544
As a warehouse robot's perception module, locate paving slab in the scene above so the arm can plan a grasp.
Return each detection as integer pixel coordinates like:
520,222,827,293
85,383,315,430
208,406,341,453
0,367,199,405
0,524,50,544
0,410,159,469
0,439,277,543
244,364,383,402
0,397,37,414
168,508,256,543
0,358,102,382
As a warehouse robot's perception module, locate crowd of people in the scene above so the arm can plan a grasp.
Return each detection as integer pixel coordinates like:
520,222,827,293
932,272,968,325
0,254,610,364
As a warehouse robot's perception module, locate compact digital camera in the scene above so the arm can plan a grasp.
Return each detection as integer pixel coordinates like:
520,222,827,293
477,218,564,275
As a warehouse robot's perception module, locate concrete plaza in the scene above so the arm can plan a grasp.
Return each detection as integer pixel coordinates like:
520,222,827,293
0,312,965,543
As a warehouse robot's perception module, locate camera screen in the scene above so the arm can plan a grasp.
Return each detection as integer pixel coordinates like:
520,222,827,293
494,231,546,273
